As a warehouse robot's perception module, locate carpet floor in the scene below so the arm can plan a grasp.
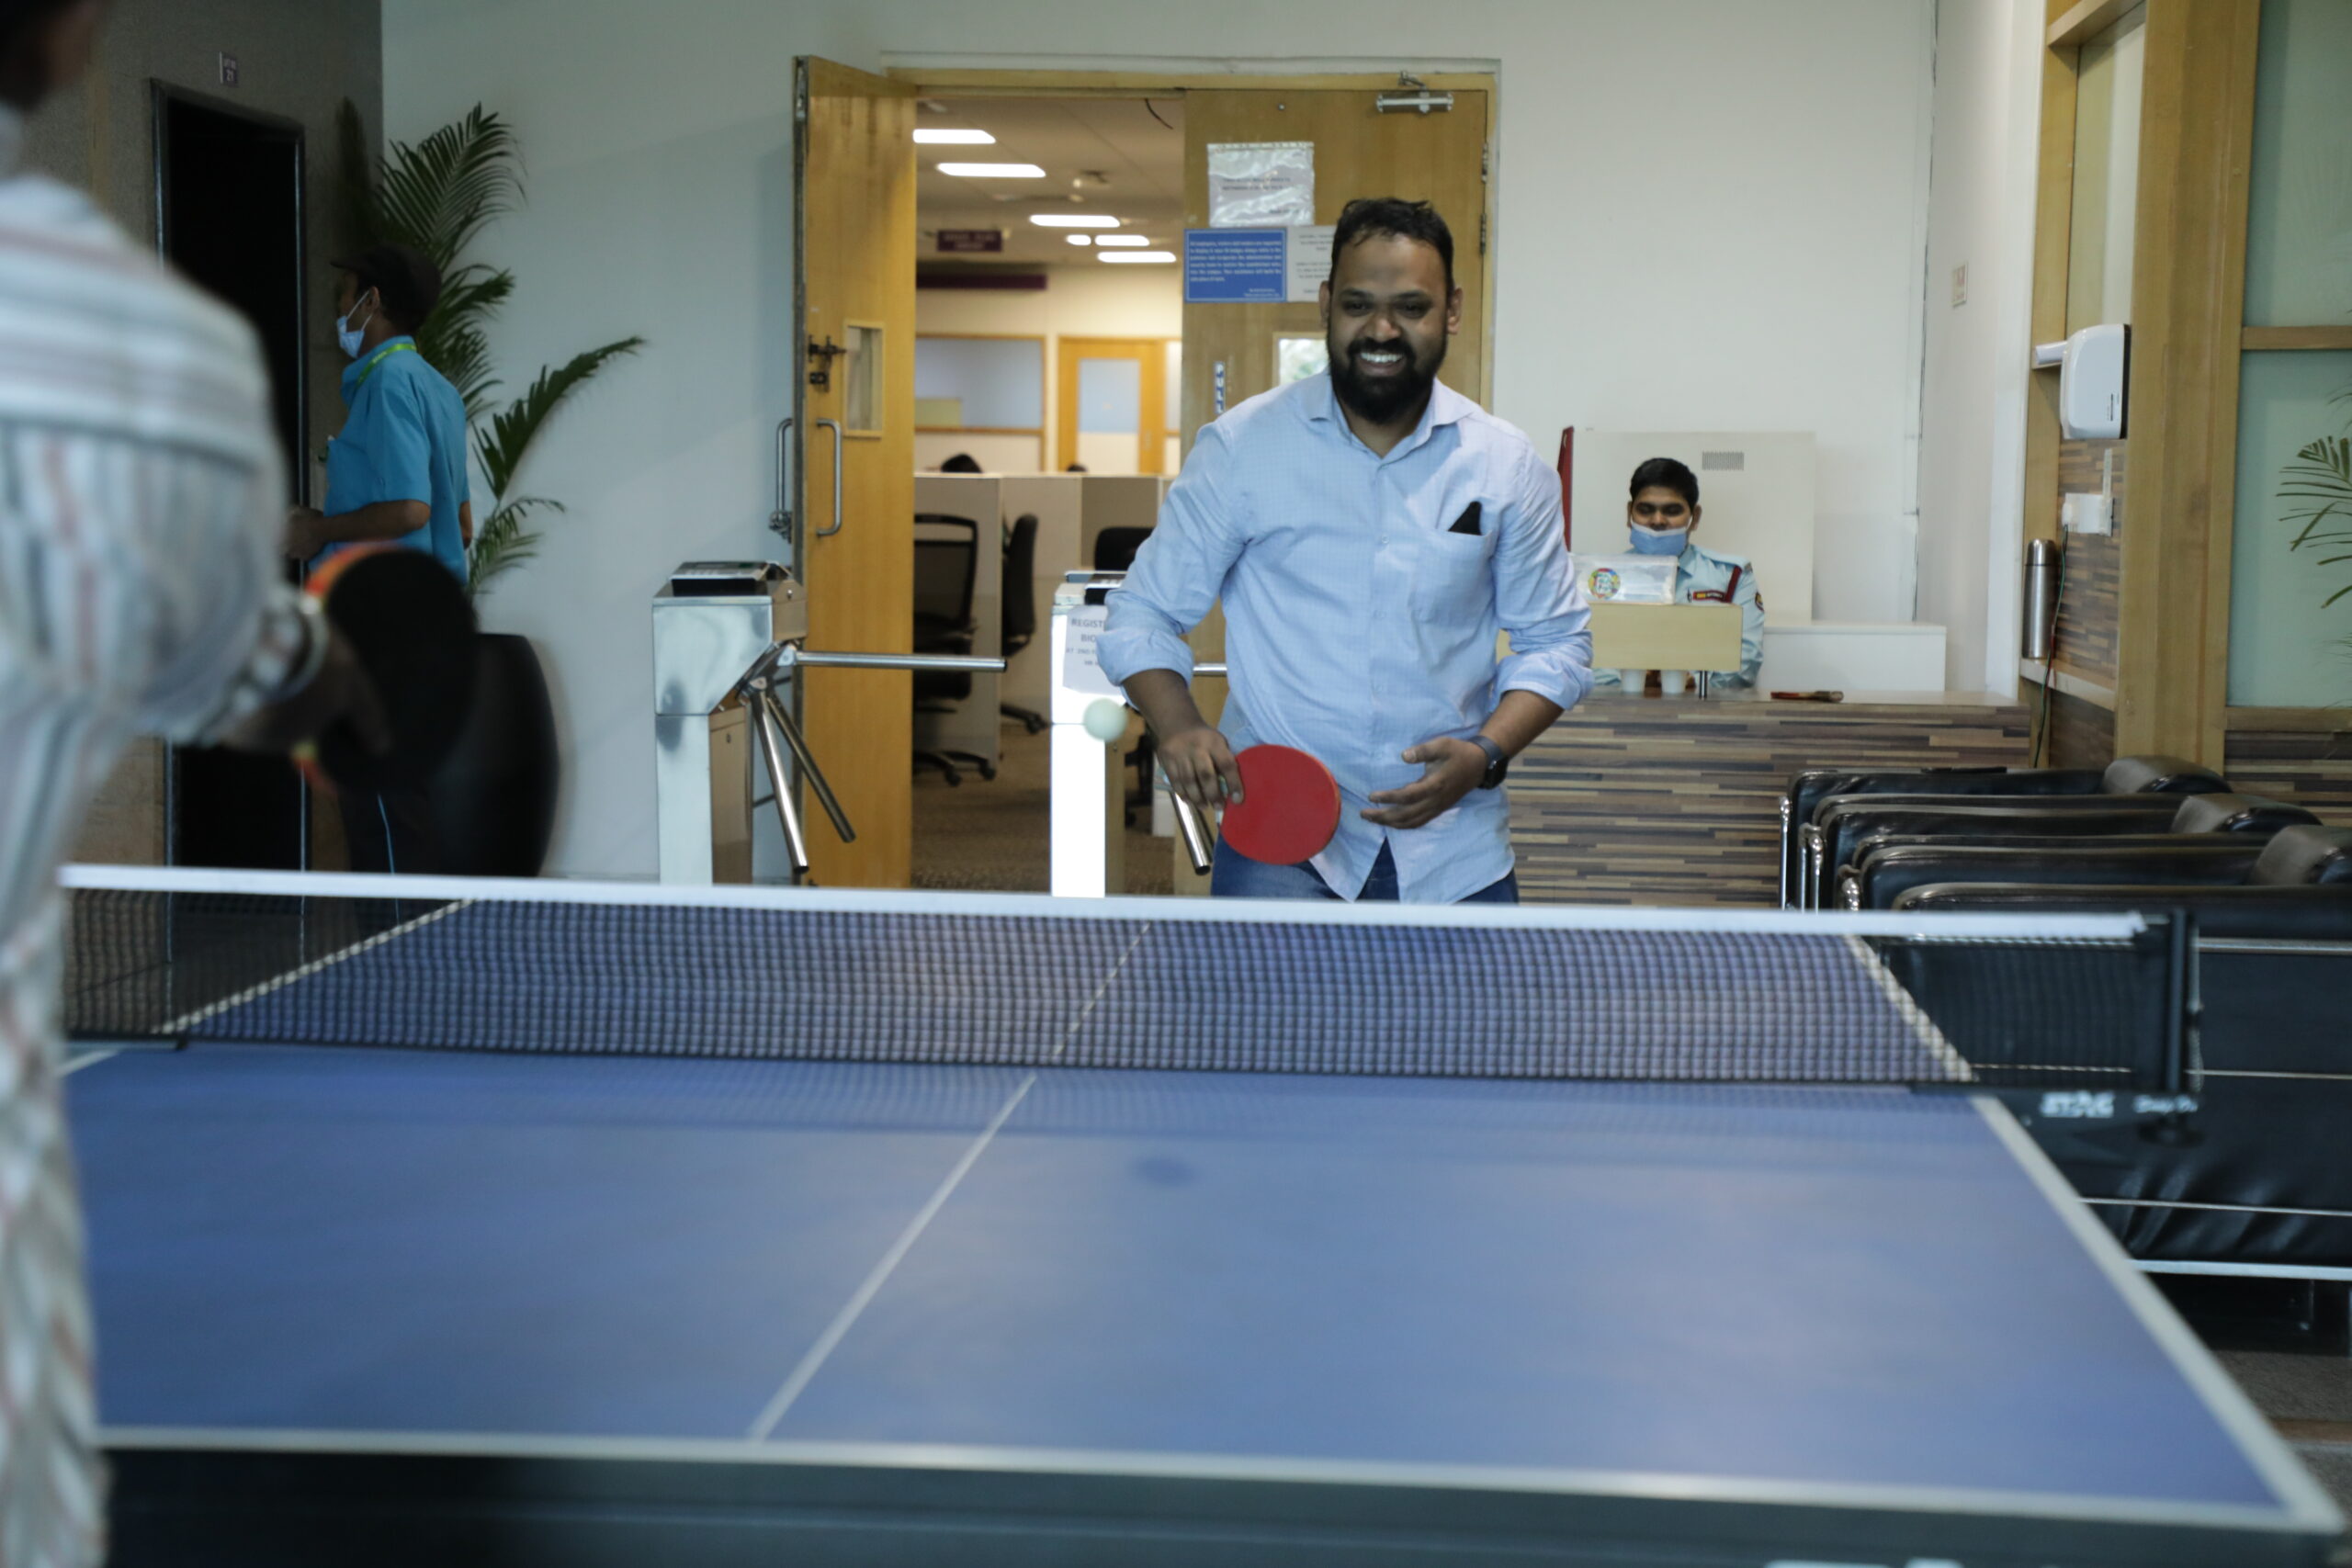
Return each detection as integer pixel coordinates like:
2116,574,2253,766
912,720,1171,896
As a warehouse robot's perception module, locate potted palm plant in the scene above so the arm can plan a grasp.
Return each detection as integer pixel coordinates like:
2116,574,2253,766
339,104,643,874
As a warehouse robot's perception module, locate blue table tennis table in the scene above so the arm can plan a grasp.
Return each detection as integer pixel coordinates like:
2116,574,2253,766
58,872,2346,1567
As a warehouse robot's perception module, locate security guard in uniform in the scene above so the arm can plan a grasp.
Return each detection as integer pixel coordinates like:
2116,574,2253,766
1596,455,1763,692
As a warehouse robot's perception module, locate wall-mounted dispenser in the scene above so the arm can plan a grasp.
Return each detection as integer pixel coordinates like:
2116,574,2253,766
2058,322,2128,440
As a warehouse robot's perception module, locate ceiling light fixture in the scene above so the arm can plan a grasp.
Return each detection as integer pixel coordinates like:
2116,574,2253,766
1092,234,1150,247
914,128,997,145
1098,251,1176,265
1028,214,1120,228
1066,234,1093,246
937,162,1046,178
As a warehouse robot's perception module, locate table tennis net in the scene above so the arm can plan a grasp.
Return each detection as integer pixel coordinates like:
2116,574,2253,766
61,875,2188,1090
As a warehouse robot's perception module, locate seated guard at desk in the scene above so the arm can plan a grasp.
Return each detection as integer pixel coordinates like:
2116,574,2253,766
1594,456,1763,692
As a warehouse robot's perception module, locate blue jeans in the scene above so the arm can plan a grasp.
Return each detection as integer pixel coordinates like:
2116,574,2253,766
1209,840,1519,904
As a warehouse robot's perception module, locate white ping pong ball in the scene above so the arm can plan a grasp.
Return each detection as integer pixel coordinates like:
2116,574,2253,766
1082,699,1129,743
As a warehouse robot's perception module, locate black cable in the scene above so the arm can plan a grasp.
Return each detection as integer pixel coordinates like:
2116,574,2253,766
1144,99,1174,130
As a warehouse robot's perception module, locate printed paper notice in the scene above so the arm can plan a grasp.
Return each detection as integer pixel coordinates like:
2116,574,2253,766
1060,604,1120,698
1206,141,1314,228
1285,224,1336,302
1184,230,1286,304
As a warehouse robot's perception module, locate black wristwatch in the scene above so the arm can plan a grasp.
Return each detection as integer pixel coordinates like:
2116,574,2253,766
1470,735,1510,790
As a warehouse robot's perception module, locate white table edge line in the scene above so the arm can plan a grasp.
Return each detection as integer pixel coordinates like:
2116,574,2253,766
1969,1096,2347,1531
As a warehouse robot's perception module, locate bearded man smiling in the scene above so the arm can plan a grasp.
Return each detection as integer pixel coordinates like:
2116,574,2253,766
1099,198,1593,905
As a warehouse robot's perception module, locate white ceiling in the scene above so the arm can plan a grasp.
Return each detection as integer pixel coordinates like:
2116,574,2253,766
915,96,1184,269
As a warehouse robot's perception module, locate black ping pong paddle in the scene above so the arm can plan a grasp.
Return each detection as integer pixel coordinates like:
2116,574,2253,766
299,546,477,793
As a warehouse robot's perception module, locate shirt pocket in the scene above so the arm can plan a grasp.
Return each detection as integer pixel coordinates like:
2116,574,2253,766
1411,525,1498,622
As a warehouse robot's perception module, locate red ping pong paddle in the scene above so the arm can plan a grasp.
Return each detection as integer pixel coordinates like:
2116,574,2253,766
297,545,477,793
1220,744,1340,865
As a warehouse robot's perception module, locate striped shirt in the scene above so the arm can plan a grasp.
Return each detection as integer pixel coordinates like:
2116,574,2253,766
0,108,302,1567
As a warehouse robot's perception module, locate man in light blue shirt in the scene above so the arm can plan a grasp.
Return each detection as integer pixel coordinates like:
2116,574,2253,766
287,243,470,581
285,243,472,872
1099,198,1591,904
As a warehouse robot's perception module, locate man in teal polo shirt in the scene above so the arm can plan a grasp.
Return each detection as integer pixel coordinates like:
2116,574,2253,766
288,243,472,871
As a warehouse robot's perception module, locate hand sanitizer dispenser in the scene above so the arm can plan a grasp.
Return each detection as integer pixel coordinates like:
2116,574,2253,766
2060,323,2128,440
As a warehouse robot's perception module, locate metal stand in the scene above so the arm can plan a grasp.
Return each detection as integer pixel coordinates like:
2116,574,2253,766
654,561,1002,885
1046,570,1225,897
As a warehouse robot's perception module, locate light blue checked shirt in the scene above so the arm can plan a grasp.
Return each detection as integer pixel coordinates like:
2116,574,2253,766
1099,372,1592,903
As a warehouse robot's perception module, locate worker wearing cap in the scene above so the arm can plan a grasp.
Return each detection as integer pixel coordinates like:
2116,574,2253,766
286,243,471,581
287,243,471,871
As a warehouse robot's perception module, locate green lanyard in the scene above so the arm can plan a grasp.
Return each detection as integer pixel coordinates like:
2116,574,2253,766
354,340,417,389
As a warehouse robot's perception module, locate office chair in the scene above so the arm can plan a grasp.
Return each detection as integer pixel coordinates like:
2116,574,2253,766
998,514,1046,735
1093,525,1153,573
911,513,992,785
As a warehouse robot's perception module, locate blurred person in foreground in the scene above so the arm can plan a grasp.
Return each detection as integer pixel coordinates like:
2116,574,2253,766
0,3,384,1561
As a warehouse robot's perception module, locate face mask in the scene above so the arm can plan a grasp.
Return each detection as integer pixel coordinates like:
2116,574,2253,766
1629,525,1687,557
336,294,376,358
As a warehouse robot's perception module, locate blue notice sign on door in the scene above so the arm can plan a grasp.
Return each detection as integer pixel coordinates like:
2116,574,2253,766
1184,229,1287,304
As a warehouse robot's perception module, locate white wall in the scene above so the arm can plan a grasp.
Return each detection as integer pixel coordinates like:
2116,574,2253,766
1917,0,2045,695
918,264,1180,472
384,0,1939,878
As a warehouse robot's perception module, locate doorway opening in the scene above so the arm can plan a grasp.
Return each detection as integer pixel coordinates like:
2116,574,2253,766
913,94,1184,481
153,85,310,870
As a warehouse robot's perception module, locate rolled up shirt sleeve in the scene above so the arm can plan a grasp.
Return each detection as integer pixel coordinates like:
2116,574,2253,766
1490,446,1593,709
1097,422,1247,687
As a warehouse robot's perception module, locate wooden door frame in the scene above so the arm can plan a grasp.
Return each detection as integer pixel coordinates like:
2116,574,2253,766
2021,1,2261,767
793,56,921,887
887,67,1499,410
1055,335,1169,477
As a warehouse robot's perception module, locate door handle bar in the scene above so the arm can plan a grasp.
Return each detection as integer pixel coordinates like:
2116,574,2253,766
769,418,794,539
813,418,843,536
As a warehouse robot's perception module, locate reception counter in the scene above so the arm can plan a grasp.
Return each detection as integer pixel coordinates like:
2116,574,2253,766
1510,690,2030,906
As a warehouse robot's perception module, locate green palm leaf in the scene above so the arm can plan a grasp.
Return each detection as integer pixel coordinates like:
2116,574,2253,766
475,339,646,504
467,496,563,595
2281,435,2352,608
374,107,521,269
337,100,644,600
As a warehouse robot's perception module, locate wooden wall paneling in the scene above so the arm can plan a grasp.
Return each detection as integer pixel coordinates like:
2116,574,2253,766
2048,0,2148,49
1509,699,2032,907
2242,327,2352,352
2109,0,2259,768
2052,439,2126,684
2224,729,2352,823
2043,686,2120,772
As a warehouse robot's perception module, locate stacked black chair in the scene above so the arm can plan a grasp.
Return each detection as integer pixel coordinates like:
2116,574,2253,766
1895,828,2352,1272
1780,754,2224,907
1835,794,2322,910
998,514,1046,735
911,513,993,786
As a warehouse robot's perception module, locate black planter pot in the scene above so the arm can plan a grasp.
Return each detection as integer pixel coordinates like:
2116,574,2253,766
424,632,559,876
